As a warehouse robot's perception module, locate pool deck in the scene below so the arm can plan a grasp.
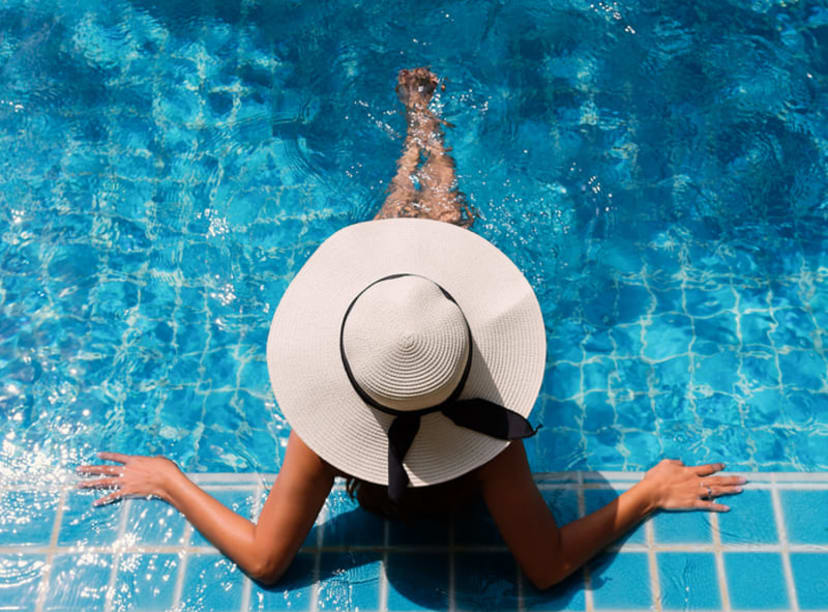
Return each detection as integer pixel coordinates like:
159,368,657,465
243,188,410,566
1,472,827,611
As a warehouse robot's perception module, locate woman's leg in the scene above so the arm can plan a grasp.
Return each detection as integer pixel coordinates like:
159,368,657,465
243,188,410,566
374,68,474,228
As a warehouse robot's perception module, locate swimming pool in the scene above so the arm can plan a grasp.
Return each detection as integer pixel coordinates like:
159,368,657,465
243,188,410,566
1,0,826,610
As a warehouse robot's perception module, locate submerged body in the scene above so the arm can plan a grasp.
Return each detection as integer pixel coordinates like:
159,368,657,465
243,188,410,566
77,68,745,590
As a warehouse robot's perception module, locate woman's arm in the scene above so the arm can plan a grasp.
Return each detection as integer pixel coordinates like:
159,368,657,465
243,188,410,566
77,431,334,585
478,442,745,590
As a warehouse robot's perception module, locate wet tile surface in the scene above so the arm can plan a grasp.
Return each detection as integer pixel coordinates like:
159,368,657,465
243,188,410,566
5,476,824,610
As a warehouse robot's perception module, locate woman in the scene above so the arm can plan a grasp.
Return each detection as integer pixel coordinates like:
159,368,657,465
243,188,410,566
77,68,745,591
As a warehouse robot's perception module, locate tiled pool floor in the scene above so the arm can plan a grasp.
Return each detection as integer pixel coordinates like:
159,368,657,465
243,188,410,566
2,472,826,611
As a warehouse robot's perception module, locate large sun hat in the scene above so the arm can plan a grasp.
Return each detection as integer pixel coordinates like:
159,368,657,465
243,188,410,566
266,218,546,500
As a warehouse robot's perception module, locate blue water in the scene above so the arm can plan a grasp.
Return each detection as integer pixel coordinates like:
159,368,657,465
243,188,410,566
0,0,826,490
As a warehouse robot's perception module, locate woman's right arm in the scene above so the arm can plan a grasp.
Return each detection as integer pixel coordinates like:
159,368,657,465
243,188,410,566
78,431,335,586
478,442,745,590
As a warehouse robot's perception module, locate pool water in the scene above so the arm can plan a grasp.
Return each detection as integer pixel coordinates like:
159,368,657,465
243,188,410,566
0,0,826,610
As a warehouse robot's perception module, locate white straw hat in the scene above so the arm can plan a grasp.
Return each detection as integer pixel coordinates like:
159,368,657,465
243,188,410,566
266,218,545,498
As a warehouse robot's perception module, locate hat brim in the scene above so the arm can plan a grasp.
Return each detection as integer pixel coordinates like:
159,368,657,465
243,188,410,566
266,218,546,487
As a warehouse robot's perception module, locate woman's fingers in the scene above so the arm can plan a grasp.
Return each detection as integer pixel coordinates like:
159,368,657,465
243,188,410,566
93,491,123,506
77,477,121,489
76,464,123,476
692,462,726,477
77,452,134,476
707,475,748,486
694,499,730,512
96,451,132,463
704,484,744,498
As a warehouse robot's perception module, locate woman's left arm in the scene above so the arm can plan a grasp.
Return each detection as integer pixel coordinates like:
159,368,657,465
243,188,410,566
77,431,334,585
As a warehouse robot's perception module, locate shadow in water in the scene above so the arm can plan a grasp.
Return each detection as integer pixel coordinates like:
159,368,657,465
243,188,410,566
254,473,634,610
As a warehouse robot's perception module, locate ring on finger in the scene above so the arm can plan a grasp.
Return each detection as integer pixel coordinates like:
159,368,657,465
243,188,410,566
699,481,714,499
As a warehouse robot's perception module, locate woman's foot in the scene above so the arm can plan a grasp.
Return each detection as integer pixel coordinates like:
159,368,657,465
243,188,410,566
395,67,440,110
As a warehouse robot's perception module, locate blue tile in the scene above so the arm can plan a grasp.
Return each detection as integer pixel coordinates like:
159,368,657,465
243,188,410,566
45,553,112,612
657,553,720,610
653,287,683,314
113,554,179,611
779,490,828,544
126,501,188,546
585,427,625,466
317,552,381,611
523,569,586,610
589,553,651,609
454,553,519,611
644,314,692,361
616,285,650,323
740,356,780,392
651,355,691,391
611,323,644,356
744,388,786,428
687,287,736,317
582,392,615,432
548,324,586,362
693,351,740,394
386,553,450,611
584,489,646,545
541,489,580,526
615,394,656,430
249,552,314,611
693,313,739,354
58,489,122,547
548,363,580,399
724,553,788,610
584,330,614,354
613,360,652,394
719,489,777,544
771,309,816,349
582,360,612,392
0,555,44,612
453,497,505,546
0,491,58,546
789,553,828,610
189,488,257,548
652,511,712,544
181,554,243,612
740,313,774,346
320,490,385,548
532,427,588,472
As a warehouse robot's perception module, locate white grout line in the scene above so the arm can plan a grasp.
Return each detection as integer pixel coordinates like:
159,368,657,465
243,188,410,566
309,498,327,612
646,518,662,612
771,475,800,612
103,499,131,612
33,486,68,612
239,481,262,612
710,512,731,612
379,518,389,612
170,523,193,609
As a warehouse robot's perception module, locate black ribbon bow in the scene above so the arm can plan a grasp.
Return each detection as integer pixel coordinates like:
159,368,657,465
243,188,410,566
340,274,538,503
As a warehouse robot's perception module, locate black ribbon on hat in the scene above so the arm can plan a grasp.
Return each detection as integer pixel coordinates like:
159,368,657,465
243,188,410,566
339,273,538,503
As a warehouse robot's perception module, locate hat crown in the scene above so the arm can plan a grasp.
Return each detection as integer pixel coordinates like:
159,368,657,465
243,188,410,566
341,275,469,412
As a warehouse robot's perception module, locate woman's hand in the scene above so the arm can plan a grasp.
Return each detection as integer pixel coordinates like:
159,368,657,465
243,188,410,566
76,452,182,506
640,459,746,512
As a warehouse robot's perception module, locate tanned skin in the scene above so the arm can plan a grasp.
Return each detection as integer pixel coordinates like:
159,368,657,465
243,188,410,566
374,67,474,228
